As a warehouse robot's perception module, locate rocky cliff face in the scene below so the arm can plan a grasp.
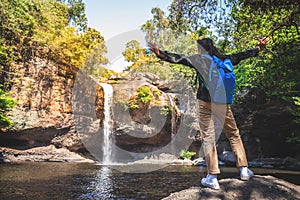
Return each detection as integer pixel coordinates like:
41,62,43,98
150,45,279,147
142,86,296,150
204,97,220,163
0,56,104,160
112,80,176,153
0,58,185,162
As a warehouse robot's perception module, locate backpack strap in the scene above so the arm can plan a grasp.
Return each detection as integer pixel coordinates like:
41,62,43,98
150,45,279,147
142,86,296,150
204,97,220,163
198,72,209,90
202,54,212,60
199,54,213,90
202,54,217,82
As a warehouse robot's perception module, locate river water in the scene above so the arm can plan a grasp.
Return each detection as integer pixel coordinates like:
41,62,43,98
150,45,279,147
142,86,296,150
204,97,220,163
0,163,299,199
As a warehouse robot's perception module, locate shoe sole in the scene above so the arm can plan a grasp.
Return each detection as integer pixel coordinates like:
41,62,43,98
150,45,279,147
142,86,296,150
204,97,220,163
241,176,250,181
240,174,254,181
201,180,220,190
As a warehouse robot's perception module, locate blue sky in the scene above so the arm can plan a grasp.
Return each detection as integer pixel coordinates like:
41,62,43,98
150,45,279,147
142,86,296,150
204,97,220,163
82,0,171,72
83,0,171,39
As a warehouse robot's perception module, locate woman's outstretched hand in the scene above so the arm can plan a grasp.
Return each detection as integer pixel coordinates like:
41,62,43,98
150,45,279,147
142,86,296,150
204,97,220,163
258,37,269,51
148,42,165,58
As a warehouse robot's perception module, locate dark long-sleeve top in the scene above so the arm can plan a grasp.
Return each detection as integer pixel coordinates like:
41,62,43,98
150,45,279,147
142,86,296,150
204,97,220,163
158,48,260,102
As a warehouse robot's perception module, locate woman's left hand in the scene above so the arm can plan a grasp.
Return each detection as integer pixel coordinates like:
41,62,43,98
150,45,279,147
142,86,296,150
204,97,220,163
258,37,269,51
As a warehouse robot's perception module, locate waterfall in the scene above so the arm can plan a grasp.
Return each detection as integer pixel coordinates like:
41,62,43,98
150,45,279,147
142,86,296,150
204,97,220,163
99,82,114,165
166,93,178,156
167,94,176,138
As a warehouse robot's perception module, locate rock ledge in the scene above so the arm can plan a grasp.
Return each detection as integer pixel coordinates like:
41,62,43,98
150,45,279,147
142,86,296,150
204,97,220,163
163,175,300,200
0,145,94,163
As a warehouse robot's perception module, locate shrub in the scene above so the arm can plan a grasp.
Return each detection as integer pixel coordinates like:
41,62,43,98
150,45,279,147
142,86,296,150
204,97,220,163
136,86,152,103
0,87,17,128
180,150,196,160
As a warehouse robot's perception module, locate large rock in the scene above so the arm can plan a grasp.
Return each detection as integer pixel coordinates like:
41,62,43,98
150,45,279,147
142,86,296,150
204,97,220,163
112,80,179,153
163,175,300,200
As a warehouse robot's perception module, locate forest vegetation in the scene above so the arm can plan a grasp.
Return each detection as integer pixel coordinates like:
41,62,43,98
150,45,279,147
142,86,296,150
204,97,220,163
0,0,299,142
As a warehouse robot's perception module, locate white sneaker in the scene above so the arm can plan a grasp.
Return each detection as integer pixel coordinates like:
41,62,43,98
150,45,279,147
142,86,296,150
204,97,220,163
240,167,254,181
201,174,220,190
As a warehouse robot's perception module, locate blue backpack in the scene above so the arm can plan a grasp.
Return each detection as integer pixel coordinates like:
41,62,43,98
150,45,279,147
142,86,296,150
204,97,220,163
202,54,236,104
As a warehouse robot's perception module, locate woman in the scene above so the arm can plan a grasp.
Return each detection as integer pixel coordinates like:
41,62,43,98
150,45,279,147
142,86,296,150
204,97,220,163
149,37,268,190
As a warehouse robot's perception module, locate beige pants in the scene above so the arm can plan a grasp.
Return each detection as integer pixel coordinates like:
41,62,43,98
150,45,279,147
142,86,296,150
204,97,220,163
198,99,248,174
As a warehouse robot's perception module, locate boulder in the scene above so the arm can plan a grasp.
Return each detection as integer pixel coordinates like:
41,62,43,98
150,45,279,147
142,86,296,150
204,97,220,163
163,175,300,200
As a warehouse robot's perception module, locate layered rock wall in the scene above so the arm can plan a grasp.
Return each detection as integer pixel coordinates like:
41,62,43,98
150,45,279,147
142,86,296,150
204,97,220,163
0,56,104,155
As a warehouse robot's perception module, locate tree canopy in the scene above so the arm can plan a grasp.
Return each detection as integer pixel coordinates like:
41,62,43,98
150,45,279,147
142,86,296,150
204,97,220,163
123,0,299,142
0,0,107,71
0,0,299,139
0,0,109,128
132,0,299,99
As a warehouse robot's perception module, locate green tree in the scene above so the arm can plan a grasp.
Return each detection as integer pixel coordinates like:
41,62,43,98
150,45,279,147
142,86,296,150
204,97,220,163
122,40,159,70
0,0,109,128
230,1,299,143
120,7,208,85
0,0,107,69
166,0,299,96
57,0,88,31
50,27,106,67
168,0,236,42
123,40,147,64
82,42,108,77
140,0,299,144
141,8,207,84
229,1,299,94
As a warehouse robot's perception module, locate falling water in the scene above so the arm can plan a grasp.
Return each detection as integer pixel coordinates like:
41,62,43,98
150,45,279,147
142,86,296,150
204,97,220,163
99,82,114,165
167,94,176,138
166,94,177,156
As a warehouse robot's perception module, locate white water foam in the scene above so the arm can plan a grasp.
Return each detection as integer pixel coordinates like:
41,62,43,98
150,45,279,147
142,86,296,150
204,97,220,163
99,82,114,165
